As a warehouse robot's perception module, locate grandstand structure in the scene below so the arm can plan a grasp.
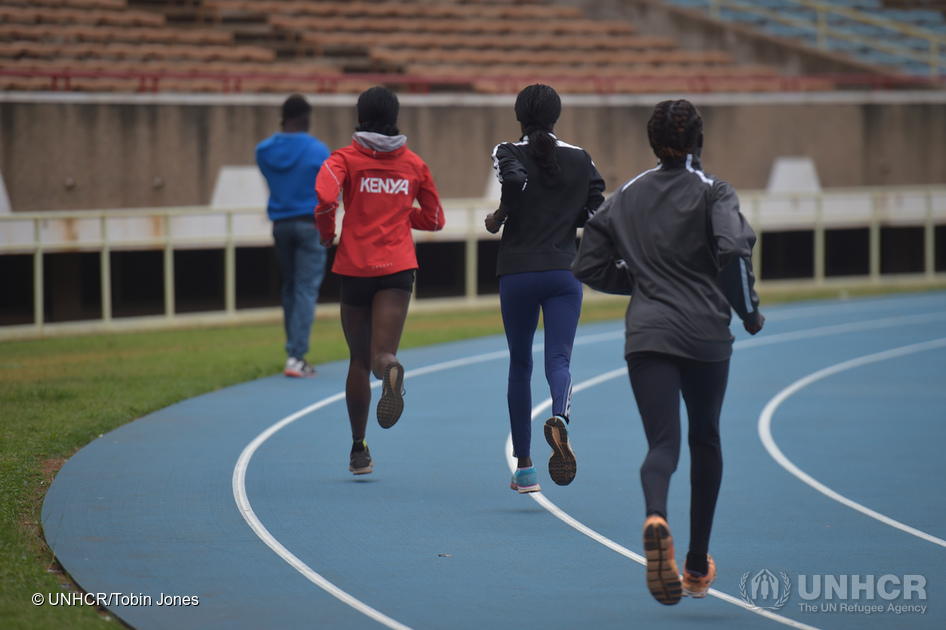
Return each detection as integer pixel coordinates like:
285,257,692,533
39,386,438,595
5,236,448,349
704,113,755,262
662,0,946,78
1,0,943,94
1,0,944,336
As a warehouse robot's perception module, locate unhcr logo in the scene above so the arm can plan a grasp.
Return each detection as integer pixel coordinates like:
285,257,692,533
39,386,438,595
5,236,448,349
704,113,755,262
738,570,928,615
740,569,792,611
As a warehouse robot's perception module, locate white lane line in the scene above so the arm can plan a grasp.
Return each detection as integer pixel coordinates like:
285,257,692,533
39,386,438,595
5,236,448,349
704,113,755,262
566,311,946,356
758,337,946,548
731,311,946,351
234,302,944,628
231,392,415,630
507,372,822,630
759,293,946,323
232,346,528,630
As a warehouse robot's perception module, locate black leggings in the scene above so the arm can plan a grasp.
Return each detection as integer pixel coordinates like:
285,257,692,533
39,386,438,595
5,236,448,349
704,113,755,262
626,352,729,558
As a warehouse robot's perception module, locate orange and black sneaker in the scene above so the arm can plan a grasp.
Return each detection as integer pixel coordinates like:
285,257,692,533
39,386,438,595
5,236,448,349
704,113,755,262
682,554,717,598
643,515,682,605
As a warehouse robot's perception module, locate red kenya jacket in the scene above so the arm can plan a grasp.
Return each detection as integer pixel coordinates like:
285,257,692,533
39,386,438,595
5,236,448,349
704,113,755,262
315,133,444,277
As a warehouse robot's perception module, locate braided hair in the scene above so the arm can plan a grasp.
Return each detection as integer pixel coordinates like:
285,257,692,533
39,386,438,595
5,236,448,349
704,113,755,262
356,86,400,136
514,84,562,179
647,99,703,162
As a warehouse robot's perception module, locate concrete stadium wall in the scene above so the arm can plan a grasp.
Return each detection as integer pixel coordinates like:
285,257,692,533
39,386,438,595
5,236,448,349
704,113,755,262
1,91,945,213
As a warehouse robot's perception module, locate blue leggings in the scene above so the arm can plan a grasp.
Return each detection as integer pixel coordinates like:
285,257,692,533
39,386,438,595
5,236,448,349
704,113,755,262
500,269,583,459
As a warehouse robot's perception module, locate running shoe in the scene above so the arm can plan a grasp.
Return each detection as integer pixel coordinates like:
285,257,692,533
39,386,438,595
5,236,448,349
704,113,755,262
349,440,373,475
285,357,317,378
682,554,717,598
543,415,577,486
509,466,541,494
643,515,682,605
377,361,405,429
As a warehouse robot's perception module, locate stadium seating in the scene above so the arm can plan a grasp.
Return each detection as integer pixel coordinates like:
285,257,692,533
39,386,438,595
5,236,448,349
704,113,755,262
0,0,836,93
662,0,946,77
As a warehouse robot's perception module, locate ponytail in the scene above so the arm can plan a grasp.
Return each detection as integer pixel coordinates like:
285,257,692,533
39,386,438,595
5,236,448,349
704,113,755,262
515,84,562,180
524,125,560,179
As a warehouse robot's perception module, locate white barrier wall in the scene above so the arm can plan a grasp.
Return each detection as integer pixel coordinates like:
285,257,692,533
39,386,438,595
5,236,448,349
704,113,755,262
2,189,944,253
0,171,10,215
1,187,943,340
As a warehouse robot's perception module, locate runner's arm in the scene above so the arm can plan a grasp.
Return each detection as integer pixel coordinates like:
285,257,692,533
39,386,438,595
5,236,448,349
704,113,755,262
315,154,346,244
410,163,445,232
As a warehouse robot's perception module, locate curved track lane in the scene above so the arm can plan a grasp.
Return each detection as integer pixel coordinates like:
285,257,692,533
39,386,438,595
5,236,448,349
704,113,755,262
43,293,946,629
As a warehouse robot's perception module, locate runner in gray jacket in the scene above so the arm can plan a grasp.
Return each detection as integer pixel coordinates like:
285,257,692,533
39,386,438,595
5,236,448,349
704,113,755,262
572,99,764,606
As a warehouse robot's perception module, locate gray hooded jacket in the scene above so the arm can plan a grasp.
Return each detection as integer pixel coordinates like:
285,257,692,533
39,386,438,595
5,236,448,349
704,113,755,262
572,154,761,362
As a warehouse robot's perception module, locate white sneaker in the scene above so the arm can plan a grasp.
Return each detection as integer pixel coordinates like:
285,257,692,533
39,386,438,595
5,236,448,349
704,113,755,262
284,357,317,378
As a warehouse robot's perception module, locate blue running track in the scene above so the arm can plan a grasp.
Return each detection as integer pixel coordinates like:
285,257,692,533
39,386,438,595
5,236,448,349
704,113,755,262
42,292,946,629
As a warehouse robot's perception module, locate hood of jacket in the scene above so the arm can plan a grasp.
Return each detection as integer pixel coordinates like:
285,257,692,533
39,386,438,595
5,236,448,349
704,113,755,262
353,131,407,157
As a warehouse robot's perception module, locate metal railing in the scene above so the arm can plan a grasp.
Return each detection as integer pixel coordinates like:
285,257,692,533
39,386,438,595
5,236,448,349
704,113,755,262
0,199,497,338
1,187,945,339
740,185,946,282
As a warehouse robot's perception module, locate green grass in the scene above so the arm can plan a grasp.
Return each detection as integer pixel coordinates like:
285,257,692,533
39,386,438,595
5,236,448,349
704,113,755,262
1,285,943,629
0,301,633,629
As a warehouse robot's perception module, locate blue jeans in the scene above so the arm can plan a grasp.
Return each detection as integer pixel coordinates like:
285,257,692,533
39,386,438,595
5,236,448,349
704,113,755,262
500,269,583,459
272,219,326,360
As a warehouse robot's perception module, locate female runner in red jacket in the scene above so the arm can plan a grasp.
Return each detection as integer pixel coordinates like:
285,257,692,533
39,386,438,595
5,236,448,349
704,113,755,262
315,87,445,475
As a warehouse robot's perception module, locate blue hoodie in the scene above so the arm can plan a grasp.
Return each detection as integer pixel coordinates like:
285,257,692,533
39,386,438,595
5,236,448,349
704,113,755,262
255,132,331,222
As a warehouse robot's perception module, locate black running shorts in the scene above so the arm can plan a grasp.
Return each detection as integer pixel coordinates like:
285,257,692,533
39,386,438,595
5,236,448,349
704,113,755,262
338,269,415,307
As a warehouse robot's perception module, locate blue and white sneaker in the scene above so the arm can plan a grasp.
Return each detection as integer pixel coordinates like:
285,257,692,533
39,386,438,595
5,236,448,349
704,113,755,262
509,466,541,494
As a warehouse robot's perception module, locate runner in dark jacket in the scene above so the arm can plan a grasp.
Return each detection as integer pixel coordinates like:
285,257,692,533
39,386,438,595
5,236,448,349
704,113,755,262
572,99,764,606
486,84,605,494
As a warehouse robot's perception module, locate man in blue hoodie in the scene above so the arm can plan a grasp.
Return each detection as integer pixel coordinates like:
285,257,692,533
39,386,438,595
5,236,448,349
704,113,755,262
256,94,331,377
